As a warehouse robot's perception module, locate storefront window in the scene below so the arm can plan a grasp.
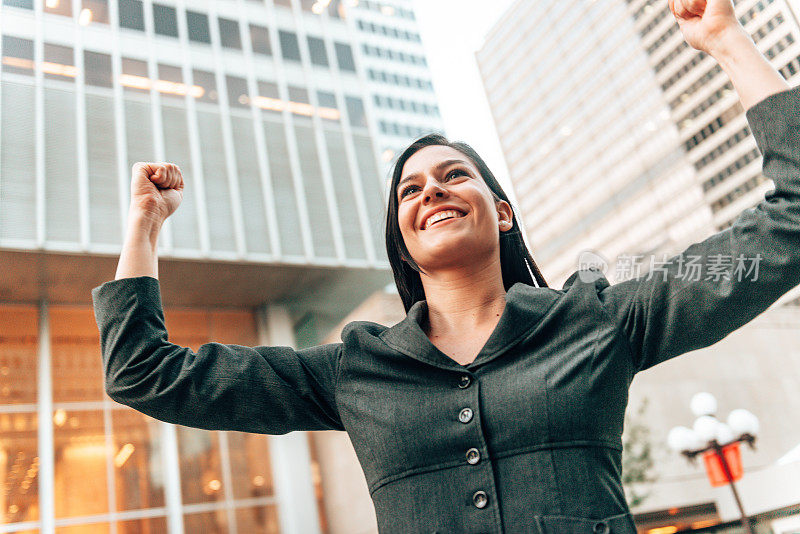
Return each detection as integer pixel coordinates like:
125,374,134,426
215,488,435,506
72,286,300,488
184,509,228,533
0,411,39,523
49,306,104,403
177,426,225,505
53,409,109,518
228,432,275,500
117,516,168,533
235,505,281,533
0,304,37,404
110,408,165,511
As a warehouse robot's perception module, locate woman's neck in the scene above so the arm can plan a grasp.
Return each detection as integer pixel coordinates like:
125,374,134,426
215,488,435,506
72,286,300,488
420,262,507,338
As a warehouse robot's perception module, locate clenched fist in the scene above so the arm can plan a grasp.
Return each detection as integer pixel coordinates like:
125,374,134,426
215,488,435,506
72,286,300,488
130,162,184,227
668,0,741,55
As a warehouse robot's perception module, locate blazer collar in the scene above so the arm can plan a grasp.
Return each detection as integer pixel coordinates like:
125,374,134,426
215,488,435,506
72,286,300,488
379,282,562,371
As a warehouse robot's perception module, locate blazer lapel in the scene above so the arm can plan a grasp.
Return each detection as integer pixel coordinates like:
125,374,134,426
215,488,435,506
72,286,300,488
379,282,562,371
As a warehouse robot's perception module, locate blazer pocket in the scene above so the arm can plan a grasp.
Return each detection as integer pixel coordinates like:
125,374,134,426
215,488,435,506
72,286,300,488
536,511,637,534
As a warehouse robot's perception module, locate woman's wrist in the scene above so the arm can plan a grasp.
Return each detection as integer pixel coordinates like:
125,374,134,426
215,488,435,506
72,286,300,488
127,211,163,244
707,25,753,59
707,25,791,111
115,212,161,280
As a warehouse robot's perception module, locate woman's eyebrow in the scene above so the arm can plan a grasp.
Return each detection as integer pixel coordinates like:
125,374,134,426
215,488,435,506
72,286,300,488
398,159,471,190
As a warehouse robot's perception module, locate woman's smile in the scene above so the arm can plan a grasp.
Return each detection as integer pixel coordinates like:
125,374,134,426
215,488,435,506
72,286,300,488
423,210,468,230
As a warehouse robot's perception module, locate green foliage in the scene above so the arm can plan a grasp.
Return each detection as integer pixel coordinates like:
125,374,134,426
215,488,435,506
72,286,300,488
622,397,658,509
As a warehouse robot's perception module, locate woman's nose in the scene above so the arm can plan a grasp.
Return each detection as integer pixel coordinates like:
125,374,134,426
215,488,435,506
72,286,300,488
422,181,447,202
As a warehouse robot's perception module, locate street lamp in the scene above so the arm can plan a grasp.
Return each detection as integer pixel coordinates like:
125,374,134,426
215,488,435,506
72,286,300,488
667,392,759,534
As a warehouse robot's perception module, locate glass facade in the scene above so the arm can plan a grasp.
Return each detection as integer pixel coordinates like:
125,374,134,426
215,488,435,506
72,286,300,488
0,302,282,532
0,0,388,265
0,0,432,530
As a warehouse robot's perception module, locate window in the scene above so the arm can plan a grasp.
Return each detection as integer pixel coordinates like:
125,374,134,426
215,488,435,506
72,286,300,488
118,0,144,30
249,24,271,56
345,96,366,128
121,57,149,93
44,43,74,83
192,69,218,104
45,0,71,16
84,50,112,87
317,91,337,109
1,35,34,76
334,42,355,72
279,30,301,62
218,17,242,49
226,75,249,108
257,80,279,99
153,3,179,37
307,36,329,67
82,0,109,24
157,63,183,100
3,0,33,8
186,10,211,43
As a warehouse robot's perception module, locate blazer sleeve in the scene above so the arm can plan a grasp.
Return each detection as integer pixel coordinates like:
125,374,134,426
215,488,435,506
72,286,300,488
596,85,800,373
91,275,344,433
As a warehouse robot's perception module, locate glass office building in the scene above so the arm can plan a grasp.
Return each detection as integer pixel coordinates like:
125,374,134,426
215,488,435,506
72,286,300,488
0,0,441,532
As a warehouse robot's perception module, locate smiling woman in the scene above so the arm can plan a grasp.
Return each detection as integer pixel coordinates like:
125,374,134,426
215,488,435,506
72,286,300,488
90,1,800,532
385,134,549,313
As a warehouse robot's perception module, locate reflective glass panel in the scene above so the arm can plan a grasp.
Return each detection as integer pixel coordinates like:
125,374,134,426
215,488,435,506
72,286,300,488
228,432,274,500
177,426,224,504
50,306,104,403
53,410,110,517
0,411,39,523
235,505,280,533
0,304,37,404
111,409,165,511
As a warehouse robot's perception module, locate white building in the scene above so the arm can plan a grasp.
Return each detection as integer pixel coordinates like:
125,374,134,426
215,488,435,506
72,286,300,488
338,0,445,173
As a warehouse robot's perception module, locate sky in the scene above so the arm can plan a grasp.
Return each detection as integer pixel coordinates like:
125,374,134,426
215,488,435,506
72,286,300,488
411,0,520,203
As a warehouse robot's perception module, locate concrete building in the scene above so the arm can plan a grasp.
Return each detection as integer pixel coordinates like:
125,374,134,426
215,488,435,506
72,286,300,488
477,0,800,530
0,0,439,532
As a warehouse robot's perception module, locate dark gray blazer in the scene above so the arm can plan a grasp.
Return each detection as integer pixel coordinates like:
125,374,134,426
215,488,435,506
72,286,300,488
92,85,800,534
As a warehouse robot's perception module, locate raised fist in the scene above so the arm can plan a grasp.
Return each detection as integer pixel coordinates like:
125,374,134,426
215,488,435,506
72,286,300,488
668,0,741,55
130,162,184,226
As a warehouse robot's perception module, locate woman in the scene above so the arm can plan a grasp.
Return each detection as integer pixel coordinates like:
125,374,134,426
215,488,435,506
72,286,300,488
92,0,800,532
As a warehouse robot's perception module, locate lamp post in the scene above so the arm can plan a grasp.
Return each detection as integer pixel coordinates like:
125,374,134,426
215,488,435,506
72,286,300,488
667,392,759,534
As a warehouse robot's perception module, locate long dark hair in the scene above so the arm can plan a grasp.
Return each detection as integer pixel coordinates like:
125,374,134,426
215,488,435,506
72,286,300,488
385,134,548,312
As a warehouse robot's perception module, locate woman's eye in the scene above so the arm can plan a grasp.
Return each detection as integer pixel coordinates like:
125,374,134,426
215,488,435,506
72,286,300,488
447,169,467,180
400,185,419,198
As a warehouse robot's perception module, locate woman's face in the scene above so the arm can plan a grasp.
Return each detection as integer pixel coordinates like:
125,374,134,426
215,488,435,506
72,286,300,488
396,145,512,272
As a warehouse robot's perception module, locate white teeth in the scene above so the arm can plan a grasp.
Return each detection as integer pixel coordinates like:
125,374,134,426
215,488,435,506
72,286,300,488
424,210,464,230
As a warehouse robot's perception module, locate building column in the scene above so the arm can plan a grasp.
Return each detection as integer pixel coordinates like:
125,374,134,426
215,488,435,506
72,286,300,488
256,303,322,534
37,300,54,534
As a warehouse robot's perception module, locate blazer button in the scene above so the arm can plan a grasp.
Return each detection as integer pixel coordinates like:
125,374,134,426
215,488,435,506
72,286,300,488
593,521,609,534
465,448,480,465
458,407,473,423
472,490,488,509
458,375,471,388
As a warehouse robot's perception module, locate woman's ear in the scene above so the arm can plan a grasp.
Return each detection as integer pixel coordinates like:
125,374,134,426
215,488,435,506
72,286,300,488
496,200,514,230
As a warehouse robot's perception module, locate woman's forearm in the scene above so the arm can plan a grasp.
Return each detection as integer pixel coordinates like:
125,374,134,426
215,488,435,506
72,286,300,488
710,26,791,111
115,213,162,280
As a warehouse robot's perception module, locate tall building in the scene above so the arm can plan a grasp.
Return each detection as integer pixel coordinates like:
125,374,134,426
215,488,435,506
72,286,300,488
478,0,800,292
477,0,800,528
0,0,439,532
344,0,445,171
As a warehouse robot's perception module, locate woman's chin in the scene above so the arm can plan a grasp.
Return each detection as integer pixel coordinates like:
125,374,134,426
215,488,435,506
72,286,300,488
413,237,494,269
